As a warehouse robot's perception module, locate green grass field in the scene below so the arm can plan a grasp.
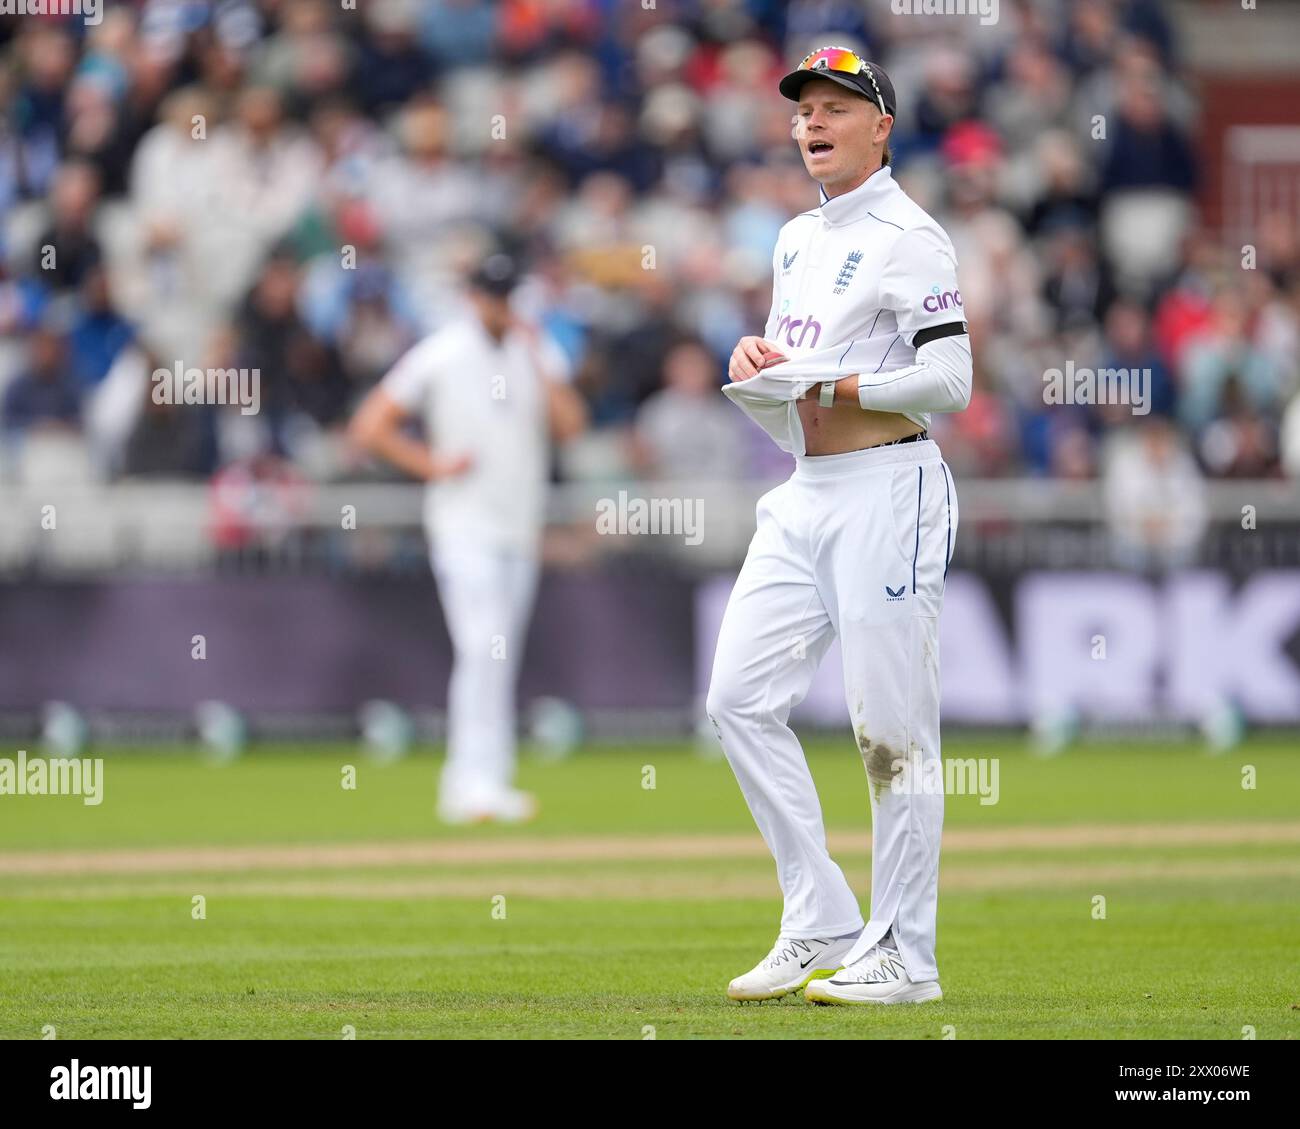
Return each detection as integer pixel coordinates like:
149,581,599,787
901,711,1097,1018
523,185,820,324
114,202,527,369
0,735,1296,1039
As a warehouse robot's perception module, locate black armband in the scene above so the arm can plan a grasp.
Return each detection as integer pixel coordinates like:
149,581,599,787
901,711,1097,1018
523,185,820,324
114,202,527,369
912,321,968,350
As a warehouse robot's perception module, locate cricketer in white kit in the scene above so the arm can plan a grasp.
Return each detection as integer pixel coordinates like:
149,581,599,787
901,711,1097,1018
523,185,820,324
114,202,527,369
707,46,973,1005
349,252,587,824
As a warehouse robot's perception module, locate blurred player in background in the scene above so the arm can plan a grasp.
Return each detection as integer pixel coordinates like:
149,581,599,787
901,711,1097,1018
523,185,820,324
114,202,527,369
349,253,588,824
709,47,972,1005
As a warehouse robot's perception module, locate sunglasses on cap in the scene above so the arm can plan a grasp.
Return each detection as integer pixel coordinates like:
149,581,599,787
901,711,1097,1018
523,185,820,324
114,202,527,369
796,46,889,118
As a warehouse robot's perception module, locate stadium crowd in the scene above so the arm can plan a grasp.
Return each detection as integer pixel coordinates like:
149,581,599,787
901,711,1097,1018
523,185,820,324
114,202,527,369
1,0,1297,505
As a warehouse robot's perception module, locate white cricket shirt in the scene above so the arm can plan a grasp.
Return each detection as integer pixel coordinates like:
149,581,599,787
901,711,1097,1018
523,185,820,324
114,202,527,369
381,317,571,552
723,165,970,454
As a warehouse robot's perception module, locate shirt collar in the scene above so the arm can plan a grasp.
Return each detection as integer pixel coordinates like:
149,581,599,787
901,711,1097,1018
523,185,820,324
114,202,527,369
817,165,897,227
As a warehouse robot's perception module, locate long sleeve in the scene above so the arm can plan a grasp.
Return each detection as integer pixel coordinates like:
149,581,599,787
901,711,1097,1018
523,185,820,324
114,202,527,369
860,222,971,412
721,331,971,410
855,332,972,413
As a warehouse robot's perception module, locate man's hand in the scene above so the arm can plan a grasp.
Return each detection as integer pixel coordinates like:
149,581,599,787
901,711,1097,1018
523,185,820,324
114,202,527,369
729,336,786,382
348,387,474,482
429,452,474,480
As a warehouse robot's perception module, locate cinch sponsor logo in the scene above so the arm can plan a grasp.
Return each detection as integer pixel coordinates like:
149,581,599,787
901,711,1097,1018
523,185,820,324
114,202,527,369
775,313,822,349
922,286,963,314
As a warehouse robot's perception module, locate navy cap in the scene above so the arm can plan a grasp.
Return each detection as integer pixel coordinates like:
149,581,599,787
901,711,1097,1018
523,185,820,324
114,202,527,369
467,252,522,297
779,47,896,119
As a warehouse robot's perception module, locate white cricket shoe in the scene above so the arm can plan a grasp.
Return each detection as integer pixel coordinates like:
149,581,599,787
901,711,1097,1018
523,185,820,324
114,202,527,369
437,789,538,826
805,934,942,1005
727,934,859,1002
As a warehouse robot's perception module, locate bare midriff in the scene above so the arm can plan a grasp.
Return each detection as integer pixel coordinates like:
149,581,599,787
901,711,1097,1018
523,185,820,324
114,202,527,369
796,396,924,455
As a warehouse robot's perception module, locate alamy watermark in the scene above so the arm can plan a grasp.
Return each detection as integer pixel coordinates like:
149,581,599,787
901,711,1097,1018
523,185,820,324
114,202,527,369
891,0,998,26
50,1060,149,1109
0,749,103,806
595,491,703,546
0,0,101,25
152,363,260,415
890,752,1000,806
1043,362,1150,415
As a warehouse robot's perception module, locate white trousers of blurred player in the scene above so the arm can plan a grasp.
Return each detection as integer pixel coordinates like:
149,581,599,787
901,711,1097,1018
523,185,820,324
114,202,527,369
706,439,958,981
431,545,539,808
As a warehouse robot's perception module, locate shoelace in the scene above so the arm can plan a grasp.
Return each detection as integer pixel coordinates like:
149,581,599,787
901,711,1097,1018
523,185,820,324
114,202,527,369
839,941,906,984
762,937,830,970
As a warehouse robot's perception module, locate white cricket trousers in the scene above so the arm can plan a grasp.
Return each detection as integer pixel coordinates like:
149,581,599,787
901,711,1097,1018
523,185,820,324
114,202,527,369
706,438,958,981
430,543,540,806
